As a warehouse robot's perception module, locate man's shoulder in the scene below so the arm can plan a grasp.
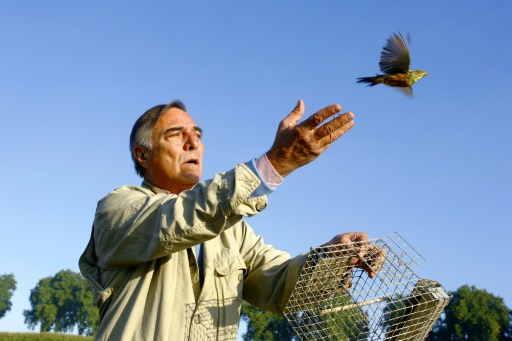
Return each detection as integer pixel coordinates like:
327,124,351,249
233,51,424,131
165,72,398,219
97,184,155,209
107,184,154,197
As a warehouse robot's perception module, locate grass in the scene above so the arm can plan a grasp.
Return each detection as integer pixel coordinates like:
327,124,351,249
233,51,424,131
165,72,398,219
0,333,93,340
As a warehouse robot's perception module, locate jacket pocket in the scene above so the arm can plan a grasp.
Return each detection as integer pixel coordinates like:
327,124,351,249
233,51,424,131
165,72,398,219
214,254,247,299
211,254,247,335
214,255,247,300
214,254,247,277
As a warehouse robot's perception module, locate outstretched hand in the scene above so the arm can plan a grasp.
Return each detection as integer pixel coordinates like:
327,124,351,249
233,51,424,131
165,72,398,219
265,99,355,178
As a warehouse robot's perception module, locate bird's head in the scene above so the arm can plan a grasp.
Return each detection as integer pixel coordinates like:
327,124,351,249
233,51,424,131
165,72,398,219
411,70,428,84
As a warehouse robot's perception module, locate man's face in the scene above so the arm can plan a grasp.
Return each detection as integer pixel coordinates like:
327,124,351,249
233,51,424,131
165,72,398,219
141,107,204,194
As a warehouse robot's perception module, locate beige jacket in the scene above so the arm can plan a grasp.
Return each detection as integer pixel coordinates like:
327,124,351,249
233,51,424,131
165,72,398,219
79,164,308,340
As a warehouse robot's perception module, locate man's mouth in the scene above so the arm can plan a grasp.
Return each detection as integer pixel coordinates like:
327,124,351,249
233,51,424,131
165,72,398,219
184,159,198,165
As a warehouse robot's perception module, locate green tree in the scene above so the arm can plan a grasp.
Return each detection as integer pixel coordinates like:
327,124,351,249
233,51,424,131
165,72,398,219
23,269,98,336
294,295,369,341
505,309,512,340
241,296,369,341
240,301,297,340
426,285,511,341
0,273,17,320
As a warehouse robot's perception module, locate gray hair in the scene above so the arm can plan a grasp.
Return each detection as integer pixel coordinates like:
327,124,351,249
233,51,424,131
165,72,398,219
129,100,187,177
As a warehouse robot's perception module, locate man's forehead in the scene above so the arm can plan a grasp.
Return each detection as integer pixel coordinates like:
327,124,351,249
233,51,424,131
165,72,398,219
155,108,202,133
158,108,197,126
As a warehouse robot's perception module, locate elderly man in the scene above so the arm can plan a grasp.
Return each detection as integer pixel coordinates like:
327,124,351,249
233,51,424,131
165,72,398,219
79,99,379,340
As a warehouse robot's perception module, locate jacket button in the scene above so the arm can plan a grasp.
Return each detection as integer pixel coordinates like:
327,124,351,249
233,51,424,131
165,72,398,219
256,202,267,212
238,273,244,282
194,315,201,324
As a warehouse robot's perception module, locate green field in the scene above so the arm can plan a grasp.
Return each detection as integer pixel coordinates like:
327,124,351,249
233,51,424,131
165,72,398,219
0,333,93,340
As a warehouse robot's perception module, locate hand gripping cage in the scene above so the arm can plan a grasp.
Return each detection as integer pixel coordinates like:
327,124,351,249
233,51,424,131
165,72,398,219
283,233,451,340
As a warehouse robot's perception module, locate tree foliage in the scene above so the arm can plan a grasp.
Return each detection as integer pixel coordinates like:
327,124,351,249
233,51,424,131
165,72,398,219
241,296,369,341
427,285,511,341
240,301,297,340
293,295,370,340
23,269,98,336
0,273,17,320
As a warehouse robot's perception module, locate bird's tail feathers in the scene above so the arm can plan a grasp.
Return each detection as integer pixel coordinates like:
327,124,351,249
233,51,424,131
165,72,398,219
356,76,381,86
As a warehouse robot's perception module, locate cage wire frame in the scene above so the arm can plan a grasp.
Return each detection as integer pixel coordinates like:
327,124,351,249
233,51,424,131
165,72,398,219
283,232,451,340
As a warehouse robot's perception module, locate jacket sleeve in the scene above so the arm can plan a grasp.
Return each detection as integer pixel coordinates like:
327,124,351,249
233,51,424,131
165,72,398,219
237,224,355,315
236,220,309,315
93,163,268,269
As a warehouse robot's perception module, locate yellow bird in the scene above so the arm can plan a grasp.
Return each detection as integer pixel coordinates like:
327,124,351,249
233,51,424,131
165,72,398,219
357,32,428,96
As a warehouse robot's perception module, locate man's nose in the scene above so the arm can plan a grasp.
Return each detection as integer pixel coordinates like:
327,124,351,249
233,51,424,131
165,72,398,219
184,133,200,150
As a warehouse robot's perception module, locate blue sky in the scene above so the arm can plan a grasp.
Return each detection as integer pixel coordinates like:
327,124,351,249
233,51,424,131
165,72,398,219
1,1,510,336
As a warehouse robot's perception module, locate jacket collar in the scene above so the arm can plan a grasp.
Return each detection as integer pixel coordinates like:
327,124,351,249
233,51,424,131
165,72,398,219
141,179,172,195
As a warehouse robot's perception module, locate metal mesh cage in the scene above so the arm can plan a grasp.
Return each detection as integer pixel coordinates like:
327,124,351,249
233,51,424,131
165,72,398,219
283,233,451,340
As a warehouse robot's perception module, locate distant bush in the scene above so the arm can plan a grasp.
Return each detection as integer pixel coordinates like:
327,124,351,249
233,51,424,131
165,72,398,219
0,332,93,340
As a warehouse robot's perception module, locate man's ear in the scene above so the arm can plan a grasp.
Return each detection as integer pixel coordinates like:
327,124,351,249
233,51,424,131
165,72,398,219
133,146,150,170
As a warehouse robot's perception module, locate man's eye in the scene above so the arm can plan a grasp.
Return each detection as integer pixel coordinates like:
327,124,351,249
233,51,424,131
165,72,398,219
166,132,180,139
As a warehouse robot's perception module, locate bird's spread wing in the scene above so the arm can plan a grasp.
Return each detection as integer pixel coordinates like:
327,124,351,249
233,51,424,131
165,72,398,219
379,32,411,75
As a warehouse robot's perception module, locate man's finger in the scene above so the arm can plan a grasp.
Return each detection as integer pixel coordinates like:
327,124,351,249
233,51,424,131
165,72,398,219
326,232,368,246
358,245,386,276
301,104,341,129
281,99,305,127
315,112,355,139
317,119,355,147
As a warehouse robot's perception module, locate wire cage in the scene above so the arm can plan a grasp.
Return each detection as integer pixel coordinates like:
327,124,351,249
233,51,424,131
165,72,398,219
283,233,451,340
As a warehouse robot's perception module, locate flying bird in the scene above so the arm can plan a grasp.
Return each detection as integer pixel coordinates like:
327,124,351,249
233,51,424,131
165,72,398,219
357,32,428,96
